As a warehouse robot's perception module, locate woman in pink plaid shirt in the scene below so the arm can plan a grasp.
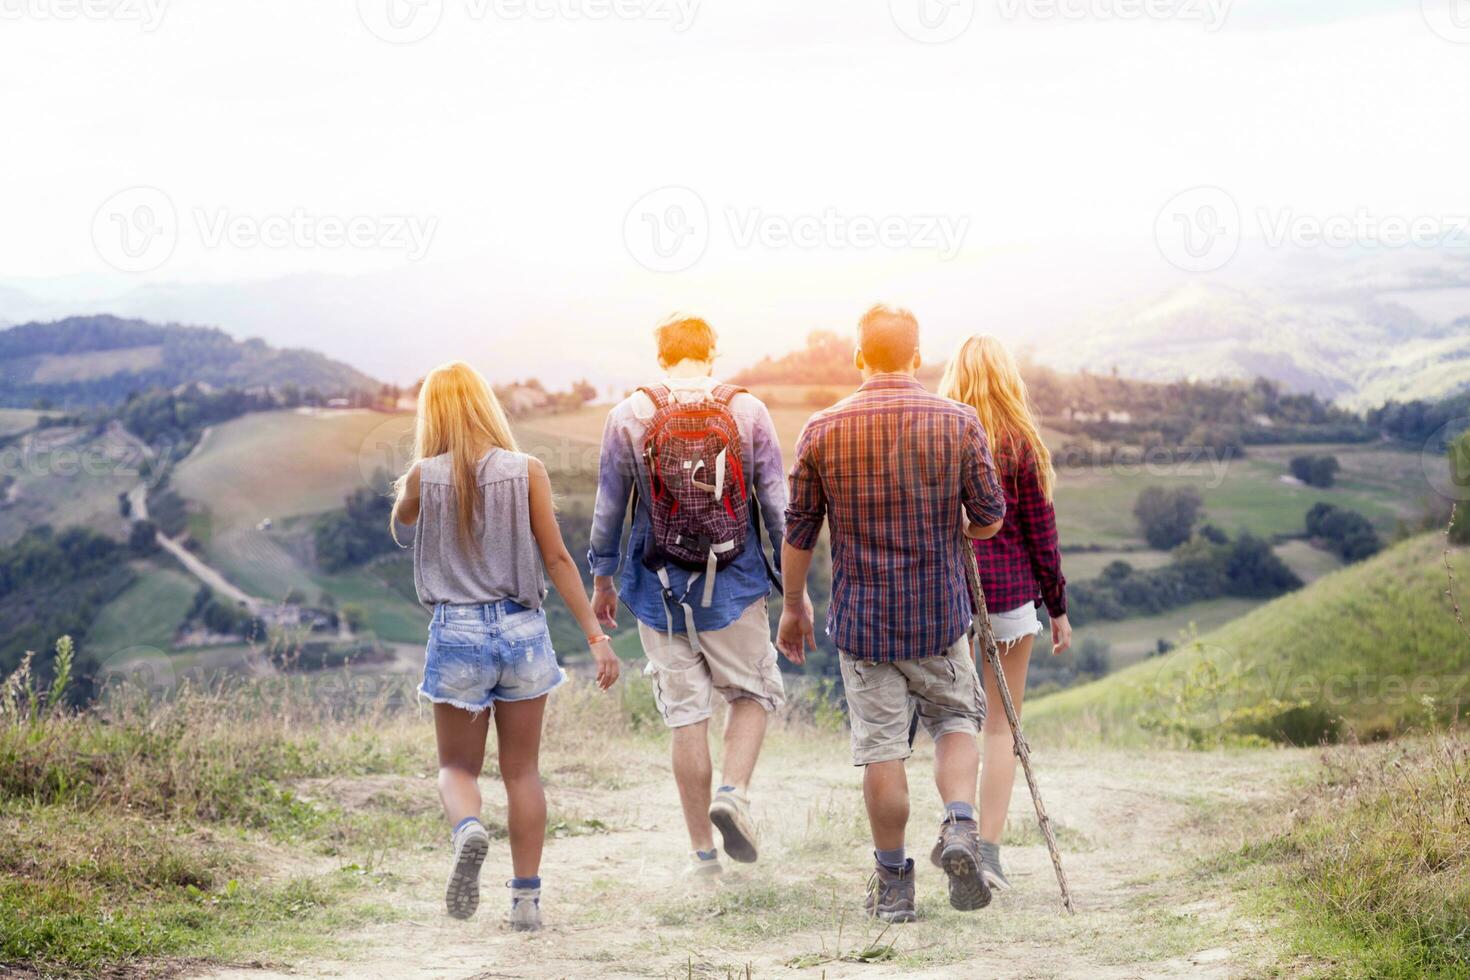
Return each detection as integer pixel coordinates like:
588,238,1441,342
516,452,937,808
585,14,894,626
939,335,1073,895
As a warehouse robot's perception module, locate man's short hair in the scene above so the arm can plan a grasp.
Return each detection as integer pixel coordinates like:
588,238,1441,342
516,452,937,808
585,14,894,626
857,305,919,373
655,315,717,366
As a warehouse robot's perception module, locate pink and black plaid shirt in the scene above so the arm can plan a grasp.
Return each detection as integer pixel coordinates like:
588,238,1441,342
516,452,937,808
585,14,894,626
973,440,1067,619
785,374,1006,662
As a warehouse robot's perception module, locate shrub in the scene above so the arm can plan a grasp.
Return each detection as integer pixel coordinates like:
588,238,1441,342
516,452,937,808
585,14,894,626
1449,432,1470,545
128,519,160,555
1290,454,1340,488
1133,485,1203,550
1306,502,1382,562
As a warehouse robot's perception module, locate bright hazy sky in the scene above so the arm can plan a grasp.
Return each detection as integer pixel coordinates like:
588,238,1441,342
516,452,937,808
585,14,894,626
1,0,1466,383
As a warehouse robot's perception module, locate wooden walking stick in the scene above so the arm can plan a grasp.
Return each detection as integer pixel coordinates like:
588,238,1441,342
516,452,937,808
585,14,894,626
962,540,1076,914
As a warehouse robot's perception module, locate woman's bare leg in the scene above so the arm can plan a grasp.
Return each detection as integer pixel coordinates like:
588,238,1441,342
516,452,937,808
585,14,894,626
978,635,1034,844
434,702,491,827
494,695,549,879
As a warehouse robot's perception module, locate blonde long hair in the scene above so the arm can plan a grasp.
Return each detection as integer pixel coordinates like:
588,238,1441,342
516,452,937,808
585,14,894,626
393,361,519,543
938,335,1055,500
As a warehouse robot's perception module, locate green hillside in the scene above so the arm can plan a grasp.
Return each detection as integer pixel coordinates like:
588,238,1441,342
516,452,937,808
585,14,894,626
0,316,379,408
1028,533,1470,745
0,425,139,547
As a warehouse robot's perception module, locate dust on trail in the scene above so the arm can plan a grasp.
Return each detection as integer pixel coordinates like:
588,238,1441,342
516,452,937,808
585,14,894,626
199,736,1309,980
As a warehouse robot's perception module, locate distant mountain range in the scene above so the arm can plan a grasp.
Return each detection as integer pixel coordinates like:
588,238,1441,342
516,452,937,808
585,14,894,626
1045,260,1470,408
1,249,1466,409
0,316,380,408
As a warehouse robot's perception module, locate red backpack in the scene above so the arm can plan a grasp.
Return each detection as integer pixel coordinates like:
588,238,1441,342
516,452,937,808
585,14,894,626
638,383,753,610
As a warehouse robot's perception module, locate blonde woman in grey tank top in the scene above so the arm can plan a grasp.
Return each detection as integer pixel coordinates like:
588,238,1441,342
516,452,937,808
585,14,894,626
392,361,620,932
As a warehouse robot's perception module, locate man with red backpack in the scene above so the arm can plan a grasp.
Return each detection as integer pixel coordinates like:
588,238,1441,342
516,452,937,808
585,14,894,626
589,315,800,878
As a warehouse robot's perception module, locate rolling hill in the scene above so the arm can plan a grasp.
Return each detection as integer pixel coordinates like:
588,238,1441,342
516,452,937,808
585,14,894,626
0,315,380,408
1027,533,1470,744
1048,280,1470,408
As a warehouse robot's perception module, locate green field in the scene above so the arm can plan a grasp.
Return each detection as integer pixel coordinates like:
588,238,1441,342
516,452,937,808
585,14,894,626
86,562,199,659
1027,534,1470,745
1051,448,1426,549
0,426,140,546
171,409,415,531
0,409,46,438
1062,547,1172,581
1272,538,1345,583
1080,597,1264,666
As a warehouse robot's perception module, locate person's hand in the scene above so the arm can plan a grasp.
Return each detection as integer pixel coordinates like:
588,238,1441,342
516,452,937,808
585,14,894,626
1050,614,1072,656
777,597,816,666
589,636,620,691
592,578,618,630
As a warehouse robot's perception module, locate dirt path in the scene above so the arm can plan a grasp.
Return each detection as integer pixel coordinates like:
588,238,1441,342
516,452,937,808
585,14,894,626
131,480,257,611
198,734,1308,980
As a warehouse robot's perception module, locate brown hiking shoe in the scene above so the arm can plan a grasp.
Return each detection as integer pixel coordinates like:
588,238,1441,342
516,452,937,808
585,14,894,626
865,858,917,923
935,815,992,911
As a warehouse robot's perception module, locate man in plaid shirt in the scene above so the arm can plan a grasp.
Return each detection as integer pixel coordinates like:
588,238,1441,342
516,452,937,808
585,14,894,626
777,305,1006,923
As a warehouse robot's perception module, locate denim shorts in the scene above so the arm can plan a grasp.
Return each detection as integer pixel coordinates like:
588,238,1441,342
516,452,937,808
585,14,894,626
990,601,1043,648
419,600,566,714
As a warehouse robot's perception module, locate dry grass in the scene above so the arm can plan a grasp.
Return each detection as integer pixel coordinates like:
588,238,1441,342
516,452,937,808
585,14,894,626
1232,734,1470,977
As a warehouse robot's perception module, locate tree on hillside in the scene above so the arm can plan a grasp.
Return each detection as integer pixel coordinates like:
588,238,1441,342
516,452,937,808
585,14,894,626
1133,486,1204,550
1450,431,1470,545
1306,502,1382,562
1290,454,1340,488
128,521,160,556
1075,638,1110,679
1222,531,1302,596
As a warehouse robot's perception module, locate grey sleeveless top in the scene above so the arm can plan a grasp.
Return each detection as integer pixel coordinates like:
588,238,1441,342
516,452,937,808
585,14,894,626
411,449,547,610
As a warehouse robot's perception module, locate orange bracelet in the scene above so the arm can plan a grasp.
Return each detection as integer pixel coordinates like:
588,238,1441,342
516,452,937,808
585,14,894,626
586,634,611,645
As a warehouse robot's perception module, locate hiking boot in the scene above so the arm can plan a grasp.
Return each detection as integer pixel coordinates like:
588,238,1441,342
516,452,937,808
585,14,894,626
709,788,758,864
865,858,917,923
935,815,992,911
445,819,490,920
686,850,724,880
979,839,1012,892
508,882,542,932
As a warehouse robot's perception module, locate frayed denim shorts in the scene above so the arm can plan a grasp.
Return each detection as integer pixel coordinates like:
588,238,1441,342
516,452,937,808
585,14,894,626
990,601,1044,649
419,600,566,715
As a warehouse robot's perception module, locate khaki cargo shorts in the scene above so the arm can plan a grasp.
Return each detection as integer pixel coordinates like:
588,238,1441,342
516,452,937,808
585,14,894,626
638,598,786,729
838,632,986,766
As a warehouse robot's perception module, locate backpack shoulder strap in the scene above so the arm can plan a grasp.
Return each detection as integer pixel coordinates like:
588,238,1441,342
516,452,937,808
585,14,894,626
638,384,672,412
711,383,746,406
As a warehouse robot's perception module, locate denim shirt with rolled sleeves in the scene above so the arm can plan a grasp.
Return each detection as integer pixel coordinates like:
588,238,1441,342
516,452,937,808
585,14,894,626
587,377,787,634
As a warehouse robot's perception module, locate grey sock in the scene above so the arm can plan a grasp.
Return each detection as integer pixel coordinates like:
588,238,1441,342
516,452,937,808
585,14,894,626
944,801,976,823
875,846,906,871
